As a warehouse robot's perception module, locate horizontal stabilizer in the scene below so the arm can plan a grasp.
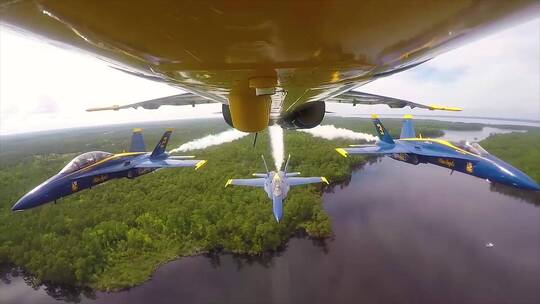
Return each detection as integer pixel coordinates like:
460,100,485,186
335,144,407,157
285,172,301,177
252,173,268,177
168,156,196,159
135,159,207,170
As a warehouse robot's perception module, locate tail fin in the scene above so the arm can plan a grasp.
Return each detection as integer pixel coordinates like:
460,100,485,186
130,128,146,152
371,114,394,144
261,155,270,175
150,128,173,158
283,154,291,173
400,114,416,139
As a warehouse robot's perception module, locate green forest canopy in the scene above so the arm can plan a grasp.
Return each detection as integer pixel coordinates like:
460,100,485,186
0,118,538,290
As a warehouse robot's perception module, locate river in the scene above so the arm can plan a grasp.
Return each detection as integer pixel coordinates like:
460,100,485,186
1,154,540,304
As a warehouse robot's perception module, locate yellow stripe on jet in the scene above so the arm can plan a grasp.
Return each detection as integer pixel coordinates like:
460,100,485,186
427,104,463,111
400,138,480,158
225,179,233,187
335,148,349,158
195,160,207,170
66,152,146,177
321,177,329,185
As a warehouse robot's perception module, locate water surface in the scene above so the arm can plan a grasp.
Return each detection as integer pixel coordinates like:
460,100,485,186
1,159,539,304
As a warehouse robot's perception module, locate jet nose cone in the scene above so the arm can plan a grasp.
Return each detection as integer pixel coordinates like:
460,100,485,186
11,194,34,211
11,188,51,211
505,174,540,191
520,178,540,191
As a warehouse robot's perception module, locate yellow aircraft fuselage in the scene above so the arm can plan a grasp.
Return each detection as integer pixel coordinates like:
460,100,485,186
1,0,538,131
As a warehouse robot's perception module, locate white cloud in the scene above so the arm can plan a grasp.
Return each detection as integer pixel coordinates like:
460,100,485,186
335,18,540,120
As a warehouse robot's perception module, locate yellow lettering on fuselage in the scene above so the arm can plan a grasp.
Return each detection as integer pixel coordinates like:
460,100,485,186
437,158,455,168
71,181,78,192
92,175,109,184
466,162,474,173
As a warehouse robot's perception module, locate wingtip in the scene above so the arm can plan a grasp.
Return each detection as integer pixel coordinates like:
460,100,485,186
335,148,348,158
321,177,329,185
85,105,120,112
194,160,207,170
225,179,233,188
428,104,463,112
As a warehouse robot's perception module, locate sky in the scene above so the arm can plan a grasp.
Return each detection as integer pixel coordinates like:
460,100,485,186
0,18,539,135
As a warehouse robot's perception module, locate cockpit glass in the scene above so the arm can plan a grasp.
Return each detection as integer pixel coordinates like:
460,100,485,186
60,151,113,174
450,141,488,156
272,174,283,196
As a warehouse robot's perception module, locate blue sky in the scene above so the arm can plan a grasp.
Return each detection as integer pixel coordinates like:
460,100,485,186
0,18,538,135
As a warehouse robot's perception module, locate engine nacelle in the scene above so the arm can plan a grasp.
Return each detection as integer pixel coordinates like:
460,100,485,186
126,167,155,179
222,104,234,128
278,100,326,129
390,153,420,165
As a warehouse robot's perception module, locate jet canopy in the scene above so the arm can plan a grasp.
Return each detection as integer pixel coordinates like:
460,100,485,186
451,141,490,156
60,151,113,174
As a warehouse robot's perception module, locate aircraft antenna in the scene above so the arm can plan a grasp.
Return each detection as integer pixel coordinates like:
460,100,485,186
252,133,258,148
261,155,270,175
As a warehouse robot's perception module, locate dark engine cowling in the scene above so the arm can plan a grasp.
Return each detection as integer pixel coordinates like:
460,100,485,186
278,100,326,129
222,104,234,128
390,153,420,165
126,168,155,179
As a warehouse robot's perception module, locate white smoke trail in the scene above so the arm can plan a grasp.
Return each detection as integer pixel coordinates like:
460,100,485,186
269,125,284,170
169,129,248,153
298,125,377,142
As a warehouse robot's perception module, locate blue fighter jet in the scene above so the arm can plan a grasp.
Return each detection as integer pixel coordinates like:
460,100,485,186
12,128,207,211
225,155,329,222
335,115,540,191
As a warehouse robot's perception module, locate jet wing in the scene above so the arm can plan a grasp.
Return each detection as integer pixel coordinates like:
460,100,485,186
225,178,266,188
86,93,217,112
326,91,462,112
337,143,480,162
135,159,207,170
336,145,410,157
287,177,329,187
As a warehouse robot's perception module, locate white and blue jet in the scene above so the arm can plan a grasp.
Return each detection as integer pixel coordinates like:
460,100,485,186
225,155,329,222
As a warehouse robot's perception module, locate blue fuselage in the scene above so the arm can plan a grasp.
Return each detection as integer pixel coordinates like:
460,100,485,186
263,171,290,222
12,152,158,211
390,139,540,191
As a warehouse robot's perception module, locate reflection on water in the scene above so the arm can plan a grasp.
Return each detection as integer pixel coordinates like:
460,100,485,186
441,127,526,142
490,183,540,206
1,159,540,304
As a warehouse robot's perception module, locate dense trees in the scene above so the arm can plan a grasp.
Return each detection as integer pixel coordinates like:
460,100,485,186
481,130,540,182
0,120,363,289
1,118,537,290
